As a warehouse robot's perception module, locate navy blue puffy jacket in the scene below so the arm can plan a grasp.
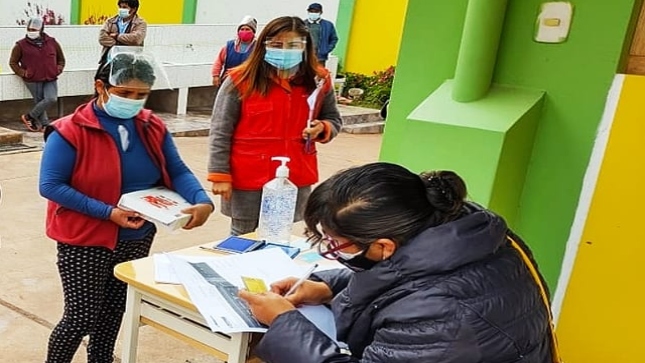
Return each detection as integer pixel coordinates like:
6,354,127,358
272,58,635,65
255,204,554,363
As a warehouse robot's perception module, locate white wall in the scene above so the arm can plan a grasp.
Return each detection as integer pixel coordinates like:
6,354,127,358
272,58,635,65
195,0,339,28
0,24,234,72
0,0,71,26
0,24,232,100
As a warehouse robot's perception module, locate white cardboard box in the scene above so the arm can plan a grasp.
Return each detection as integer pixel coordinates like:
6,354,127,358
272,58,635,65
118,186,192,230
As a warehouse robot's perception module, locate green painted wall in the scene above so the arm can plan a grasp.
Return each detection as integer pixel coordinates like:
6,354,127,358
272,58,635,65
405,80,544,228
70,0,80,24
333,0,356,68
381,0,638,288
182,0,197,24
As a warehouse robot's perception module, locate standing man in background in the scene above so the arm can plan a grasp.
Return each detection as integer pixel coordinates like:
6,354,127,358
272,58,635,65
304,3,338,66
97,0,147,72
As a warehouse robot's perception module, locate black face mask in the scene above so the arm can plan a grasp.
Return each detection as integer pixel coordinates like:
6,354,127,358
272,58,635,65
337,249,378,272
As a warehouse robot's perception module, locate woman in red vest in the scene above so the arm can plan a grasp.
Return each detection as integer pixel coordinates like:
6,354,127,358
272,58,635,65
39,51,214,362
208,16,342,236
9,17,66,132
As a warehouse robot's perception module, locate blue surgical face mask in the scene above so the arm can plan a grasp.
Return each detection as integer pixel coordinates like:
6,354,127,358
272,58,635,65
264,48,304,70
102,92,146,119
118,8,130,18
308,12,321,21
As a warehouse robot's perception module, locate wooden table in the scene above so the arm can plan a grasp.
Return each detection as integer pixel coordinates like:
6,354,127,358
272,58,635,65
114,243,263,363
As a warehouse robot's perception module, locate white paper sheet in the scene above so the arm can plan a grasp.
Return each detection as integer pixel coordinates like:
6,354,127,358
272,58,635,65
165,248,338,335
153,253,222,284
153,254,180,284
167,254,266,332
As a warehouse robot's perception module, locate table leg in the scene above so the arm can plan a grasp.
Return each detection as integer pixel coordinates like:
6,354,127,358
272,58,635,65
121,286,143,363
227,333,251,363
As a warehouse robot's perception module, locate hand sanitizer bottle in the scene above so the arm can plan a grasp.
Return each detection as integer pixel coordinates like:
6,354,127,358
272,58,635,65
257,157,298,245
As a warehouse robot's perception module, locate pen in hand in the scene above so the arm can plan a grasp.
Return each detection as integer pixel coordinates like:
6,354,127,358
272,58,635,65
284,263,318,296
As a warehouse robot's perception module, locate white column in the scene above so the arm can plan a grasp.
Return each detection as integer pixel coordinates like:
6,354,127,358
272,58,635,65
177,87,189,115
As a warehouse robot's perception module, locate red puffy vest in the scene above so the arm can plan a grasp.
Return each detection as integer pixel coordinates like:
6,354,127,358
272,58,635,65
44,102,172,249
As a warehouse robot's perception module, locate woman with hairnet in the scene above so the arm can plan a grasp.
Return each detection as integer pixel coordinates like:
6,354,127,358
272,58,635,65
39,50,214,362
9,17,65,132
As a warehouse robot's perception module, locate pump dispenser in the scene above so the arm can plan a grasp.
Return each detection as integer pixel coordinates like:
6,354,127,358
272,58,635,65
257,157,298,245
273,156,290,178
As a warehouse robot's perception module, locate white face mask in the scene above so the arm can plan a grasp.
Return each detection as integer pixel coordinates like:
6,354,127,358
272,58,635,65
336,249,364,260
308,12,321,21
26,31,40,39
118,8,130,18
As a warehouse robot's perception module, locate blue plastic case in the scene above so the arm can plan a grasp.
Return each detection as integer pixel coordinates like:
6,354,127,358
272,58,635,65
258,243,301,258
213,236,266,254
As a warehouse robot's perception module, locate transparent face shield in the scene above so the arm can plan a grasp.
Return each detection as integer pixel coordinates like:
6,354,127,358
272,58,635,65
263,37,308,77
105,46,172,90
264,36,307,50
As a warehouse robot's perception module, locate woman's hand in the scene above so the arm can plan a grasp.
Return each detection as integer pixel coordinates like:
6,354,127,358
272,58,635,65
270,278,334,306
212,76,221,87
238,290,296,326
110,207,145,229
211,181,232,201
302,120,326,140
181,203,214,230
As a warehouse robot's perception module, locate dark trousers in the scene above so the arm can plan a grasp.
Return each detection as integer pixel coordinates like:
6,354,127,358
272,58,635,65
24,80,58,126
46,231,155,363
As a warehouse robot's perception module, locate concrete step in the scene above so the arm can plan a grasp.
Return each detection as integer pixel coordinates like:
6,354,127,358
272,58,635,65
342,121,385,134
338,104,383,126
0,127,23,146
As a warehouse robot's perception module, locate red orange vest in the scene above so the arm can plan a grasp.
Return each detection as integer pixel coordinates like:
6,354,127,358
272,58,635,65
44,102,171,249
228,71,332,190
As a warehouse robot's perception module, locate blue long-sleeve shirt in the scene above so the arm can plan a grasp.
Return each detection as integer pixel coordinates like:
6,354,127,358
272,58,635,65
39,104,213,241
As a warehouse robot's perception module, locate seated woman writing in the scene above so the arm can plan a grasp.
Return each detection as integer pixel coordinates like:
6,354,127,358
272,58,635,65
239,162,560,363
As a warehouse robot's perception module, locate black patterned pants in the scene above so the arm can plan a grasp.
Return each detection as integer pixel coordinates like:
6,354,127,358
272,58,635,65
46,231,155,363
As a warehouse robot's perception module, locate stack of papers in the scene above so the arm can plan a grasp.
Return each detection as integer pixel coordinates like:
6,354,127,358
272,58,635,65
156,248,338,339
118,186,192,230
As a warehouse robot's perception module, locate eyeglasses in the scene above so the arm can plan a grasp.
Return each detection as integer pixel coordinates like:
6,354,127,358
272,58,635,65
264,38,307,50
317,235,355,260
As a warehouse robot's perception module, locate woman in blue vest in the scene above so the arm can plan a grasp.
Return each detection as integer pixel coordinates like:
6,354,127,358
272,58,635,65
212,15,258,87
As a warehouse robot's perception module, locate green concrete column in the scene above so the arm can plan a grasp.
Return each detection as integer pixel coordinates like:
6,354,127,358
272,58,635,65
452,0,508,102
333,0,357,69
70,0,80,24
182,0,198,24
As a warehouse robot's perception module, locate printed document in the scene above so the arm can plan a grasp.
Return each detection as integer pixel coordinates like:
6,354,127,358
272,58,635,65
165,248,338,337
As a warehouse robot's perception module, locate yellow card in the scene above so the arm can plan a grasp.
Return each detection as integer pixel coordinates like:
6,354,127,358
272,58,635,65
241,276,268,293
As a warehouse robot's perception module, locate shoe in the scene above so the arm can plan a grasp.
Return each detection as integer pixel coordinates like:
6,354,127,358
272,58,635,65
21,115,39,132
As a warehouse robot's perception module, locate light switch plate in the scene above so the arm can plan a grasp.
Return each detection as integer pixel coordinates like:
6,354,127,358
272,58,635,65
535,2,574,44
